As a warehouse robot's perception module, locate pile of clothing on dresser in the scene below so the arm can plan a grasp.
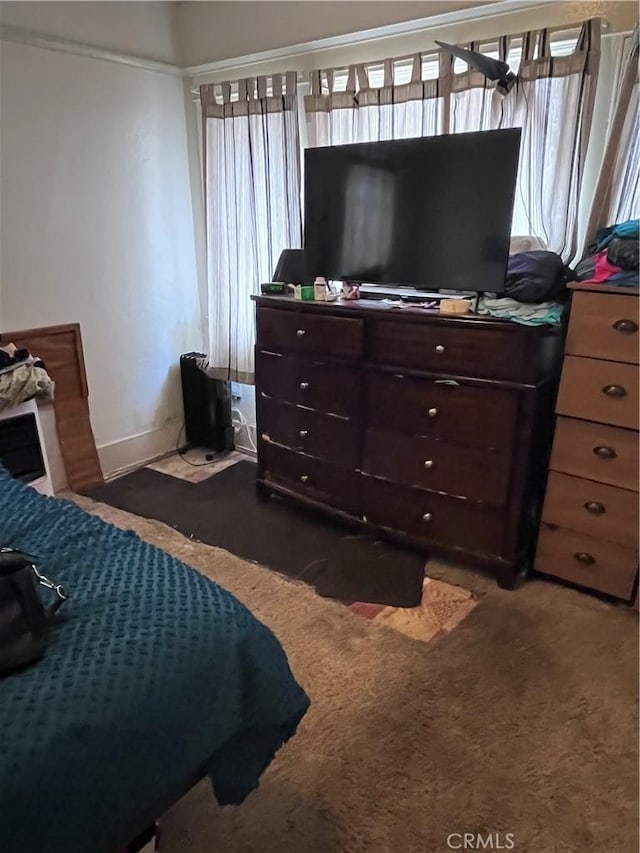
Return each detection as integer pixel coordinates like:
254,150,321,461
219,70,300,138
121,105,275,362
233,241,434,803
478,220,639,326
478,249,573,326
574,218,639,288
0,343,55,411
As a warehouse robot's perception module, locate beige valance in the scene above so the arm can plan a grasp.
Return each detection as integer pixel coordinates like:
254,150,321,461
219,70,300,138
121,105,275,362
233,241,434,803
304,19,600,110
201,71,297,119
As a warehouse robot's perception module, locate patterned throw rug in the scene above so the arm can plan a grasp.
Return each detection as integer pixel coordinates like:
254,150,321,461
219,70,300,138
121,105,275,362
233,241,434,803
348,577,476,643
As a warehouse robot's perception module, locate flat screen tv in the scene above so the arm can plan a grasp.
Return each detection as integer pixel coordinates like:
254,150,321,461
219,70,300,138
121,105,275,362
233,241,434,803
304,128,521,294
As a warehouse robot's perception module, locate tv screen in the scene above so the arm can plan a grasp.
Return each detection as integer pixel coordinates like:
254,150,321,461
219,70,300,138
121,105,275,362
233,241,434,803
304,128,521,294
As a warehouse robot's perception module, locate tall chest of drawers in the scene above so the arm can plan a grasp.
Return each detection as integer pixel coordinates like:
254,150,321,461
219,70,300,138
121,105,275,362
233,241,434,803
253,296,563,588
535,284,639,600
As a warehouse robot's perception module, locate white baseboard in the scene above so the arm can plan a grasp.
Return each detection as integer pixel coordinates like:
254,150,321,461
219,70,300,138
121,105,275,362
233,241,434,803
98,422,181,478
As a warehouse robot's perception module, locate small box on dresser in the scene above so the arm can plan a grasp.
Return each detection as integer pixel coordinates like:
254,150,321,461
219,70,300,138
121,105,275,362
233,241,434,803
535,284,639,601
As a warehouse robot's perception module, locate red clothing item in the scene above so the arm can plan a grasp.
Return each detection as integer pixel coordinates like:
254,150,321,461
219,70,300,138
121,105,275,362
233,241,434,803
582,251,623,283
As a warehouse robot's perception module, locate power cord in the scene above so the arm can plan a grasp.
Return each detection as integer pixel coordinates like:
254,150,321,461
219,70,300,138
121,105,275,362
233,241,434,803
232,405,257,453
176,424,229,467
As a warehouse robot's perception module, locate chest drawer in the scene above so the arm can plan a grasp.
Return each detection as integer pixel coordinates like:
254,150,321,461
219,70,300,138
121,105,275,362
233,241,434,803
258,396,358,470
567,292,639,364
257,306,363,360
550,417,639,491
542,471,639,549
365,371,518,450
256,351,360,419
536,523,638,599
362,475,504,556
556,356,639,430
362,427,511,505
367,318,527,380
261,442,359,515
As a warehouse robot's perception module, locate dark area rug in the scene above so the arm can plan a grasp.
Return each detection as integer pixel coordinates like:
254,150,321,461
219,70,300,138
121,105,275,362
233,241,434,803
84,461,425,607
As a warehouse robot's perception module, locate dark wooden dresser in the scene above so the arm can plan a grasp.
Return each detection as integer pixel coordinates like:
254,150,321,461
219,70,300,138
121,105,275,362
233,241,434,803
253,296,563,587
535,284,639,601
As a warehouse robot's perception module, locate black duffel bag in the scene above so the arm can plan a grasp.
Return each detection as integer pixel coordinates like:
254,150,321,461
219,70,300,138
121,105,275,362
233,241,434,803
505,250,572,303
607,238,639,271
0,548,67,677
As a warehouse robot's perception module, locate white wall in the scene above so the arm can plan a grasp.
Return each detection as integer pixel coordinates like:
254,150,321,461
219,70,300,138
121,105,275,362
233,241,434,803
0,1,179,64
0,39,203,480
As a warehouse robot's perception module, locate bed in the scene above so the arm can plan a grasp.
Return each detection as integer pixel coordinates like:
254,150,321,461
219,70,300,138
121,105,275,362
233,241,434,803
0,466,310,853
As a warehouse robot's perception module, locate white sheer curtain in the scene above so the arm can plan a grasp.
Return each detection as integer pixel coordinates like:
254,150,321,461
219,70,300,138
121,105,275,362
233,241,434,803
201,73,302,383
587,26,639,237
305,21,601,261
305,55,444,147
446,22,600,259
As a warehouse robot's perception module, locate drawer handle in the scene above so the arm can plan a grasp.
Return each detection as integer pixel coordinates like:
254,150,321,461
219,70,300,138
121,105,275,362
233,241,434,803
300,474,309,483
422,512,432,522
296,329,306,337
423,460,434,469
613,319,638,334
584,501,606,515
602,384,627,398
593,445,617,459
435,345,445,354
299,430,308,438
573,552,595,566
427,407,438,418
299,382,309,390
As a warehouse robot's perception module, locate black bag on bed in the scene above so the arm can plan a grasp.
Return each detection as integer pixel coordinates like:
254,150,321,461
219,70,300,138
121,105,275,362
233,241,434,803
0,548,67,677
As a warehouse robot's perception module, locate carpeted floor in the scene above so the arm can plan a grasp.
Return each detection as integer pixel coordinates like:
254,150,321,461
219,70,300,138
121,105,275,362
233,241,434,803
73,495,639,853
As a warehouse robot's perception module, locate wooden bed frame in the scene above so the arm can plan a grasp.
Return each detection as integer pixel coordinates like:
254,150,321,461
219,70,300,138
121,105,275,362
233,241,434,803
0,323,103,491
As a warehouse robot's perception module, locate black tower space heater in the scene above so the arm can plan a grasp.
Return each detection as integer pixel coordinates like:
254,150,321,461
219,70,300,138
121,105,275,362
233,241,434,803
180,353,234,452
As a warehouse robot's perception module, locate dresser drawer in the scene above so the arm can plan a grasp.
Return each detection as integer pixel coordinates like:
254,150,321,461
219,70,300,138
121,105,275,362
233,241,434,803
542,471,639,549
363,476,504,555
261,443,360,514
550,417,639,491
367,318,526,380
362,426,511,505
567,292,639,364
536,523,638,599
258,395,358,470
365,371,518,450
256,351,360,418
556,356,639,430
257,306,363,360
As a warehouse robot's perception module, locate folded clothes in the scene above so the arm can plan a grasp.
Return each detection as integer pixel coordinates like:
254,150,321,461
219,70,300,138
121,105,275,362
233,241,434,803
477,297,564,326
607,270,639,286
574,255,596,282
580,251,622,284
607,238,639,270
591,219,640,253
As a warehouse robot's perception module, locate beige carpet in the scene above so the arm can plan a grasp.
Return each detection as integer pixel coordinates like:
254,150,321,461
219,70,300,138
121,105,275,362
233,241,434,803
74,496,639,853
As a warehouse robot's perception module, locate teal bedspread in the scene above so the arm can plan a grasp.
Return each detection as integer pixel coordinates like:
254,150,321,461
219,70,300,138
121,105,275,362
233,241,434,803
0,468,309,853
